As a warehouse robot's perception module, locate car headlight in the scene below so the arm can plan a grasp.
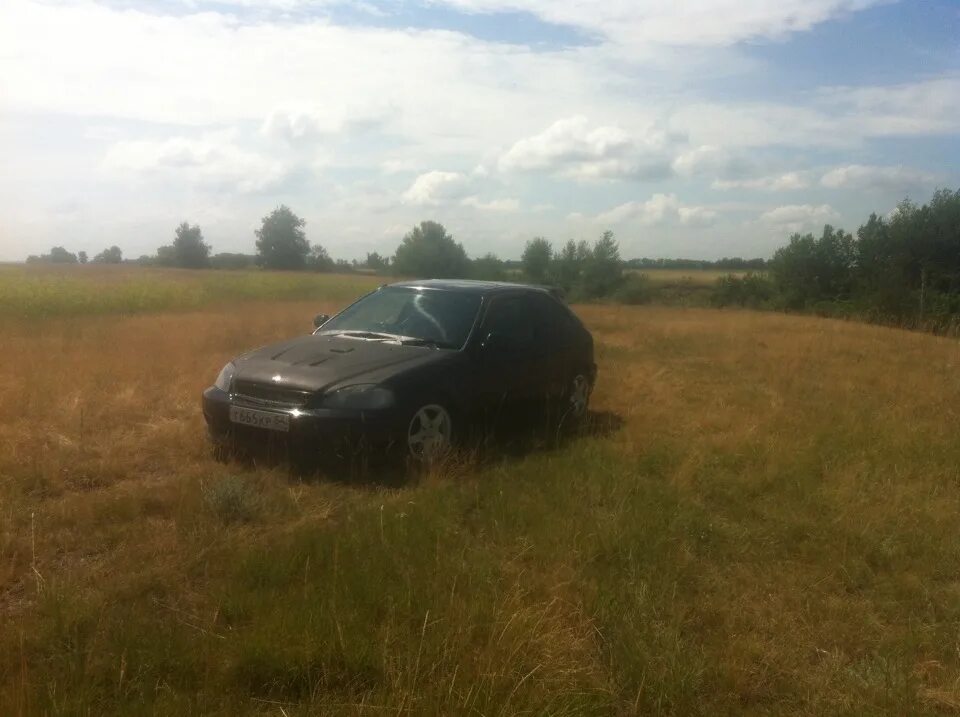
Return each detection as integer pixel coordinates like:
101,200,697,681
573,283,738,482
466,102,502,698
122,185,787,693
214,362,236,392
320,384,394,410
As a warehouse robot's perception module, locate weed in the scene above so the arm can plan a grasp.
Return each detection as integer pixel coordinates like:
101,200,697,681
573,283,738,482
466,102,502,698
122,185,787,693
203,476,259,524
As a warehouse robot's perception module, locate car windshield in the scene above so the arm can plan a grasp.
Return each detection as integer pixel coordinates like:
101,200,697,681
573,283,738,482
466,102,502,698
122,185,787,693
319,287,482,349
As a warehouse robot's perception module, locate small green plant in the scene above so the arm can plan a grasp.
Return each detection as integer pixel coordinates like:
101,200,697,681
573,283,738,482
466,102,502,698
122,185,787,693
203,476,259,524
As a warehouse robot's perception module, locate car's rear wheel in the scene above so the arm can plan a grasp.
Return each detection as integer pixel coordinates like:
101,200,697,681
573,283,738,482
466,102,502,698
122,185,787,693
406,403,453,461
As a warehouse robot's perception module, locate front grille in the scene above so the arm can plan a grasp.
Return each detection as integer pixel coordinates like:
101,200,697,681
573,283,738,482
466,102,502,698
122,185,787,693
233,380,312,408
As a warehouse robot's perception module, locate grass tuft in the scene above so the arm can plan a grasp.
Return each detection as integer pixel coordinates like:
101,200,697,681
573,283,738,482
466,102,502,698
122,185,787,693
203,476,260,524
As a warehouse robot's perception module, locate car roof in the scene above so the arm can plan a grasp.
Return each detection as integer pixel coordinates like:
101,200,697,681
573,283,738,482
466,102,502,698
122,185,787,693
386,278,562,298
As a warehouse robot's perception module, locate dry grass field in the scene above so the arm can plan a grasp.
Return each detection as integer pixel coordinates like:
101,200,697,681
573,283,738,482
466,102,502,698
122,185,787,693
2,267,960,714
625,268,748,286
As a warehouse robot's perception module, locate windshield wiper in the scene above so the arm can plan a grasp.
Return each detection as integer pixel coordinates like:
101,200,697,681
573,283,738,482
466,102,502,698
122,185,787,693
321,330,454,349
321,330,399,341
398,337,455,349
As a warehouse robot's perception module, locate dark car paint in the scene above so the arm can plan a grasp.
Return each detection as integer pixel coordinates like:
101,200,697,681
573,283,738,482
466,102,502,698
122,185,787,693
202,280,596,453
234,335,451,397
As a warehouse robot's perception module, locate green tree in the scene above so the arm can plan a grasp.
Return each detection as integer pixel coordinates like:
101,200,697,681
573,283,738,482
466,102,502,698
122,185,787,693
51,246,78,263
28,248,70,264
365,252,389,272
78,251,88,264
769,224,854,309
521,237,552,282
308,244,335,272
255,205,309,270
155,245,176,267
93,246,123,264
470,253,506,281
172,222,211,268
392,221,469,278
552,239,583,293
580,230,623,298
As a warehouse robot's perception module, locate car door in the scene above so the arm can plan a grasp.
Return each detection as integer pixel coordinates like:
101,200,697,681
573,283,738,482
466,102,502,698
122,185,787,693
527,292,573,401
474,293,544,417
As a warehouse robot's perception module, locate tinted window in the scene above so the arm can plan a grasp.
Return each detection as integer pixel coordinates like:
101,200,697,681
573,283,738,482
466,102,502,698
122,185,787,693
321,287,481,348
530,293,576,343
484,296,537,350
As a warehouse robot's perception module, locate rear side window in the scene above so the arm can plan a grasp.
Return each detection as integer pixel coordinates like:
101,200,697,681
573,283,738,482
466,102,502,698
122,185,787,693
483,296,537,349
530,293,578,342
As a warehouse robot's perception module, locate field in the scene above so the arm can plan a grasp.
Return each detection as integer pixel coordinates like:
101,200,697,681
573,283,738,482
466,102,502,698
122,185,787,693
2,266,960,715
0,264,385,318
625,268,748,286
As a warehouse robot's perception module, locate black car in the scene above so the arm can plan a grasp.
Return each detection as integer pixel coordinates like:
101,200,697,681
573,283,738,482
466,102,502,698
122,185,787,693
202,279,596,461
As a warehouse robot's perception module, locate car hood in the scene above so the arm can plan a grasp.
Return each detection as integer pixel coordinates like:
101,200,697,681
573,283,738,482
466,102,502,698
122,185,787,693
233,333,448,393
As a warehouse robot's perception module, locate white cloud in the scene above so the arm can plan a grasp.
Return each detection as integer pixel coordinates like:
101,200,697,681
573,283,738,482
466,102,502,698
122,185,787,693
713,171,811,191
431,0,885,47
758,203,839,230
402,172,517,211
100,132,290,193
819,77,960,136
0,0,641,157
672,145,728,176
0,0,956,262
402,171,472,206
597,194,717,226
261,103,392,143
678,206,720,226
461,196,520,212
672,76,960,150
820,164,940,191
499,116,674,182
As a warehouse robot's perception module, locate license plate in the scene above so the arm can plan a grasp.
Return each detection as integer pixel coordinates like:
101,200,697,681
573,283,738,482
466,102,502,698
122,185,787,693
229,406,290,432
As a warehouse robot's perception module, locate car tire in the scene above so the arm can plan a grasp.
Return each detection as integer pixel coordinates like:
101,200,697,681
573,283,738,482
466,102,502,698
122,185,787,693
405,402,454,462
560,371,591,430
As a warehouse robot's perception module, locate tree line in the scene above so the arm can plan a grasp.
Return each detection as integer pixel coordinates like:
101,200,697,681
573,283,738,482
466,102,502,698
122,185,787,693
25,188,960,329
716,188,960,330
22,205,637,298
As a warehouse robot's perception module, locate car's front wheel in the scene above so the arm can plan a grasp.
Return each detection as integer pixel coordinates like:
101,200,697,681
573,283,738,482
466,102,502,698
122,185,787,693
406,403,453,461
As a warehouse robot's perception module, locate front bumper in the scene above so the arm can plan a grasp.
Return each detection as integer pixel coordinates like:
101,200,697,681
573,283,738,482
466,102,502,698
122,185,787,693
202,386,402,450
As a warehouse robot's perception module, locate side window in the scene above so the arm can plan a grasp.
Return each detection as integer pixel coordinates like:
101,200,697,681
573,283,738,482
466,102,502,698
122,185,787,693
484,296,536,350
530,293,574,345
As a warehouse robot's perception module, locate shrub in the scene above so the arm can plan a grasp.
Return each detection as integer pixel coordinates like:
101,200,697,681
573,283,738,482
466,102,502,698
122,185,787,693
711,272,776,308
203,476,259,524
613,274,652,305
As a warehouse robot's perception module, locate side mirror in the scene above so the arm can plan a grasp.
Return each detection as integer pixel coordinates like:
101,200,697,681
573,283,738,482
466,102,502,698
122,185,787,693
313,313,330,329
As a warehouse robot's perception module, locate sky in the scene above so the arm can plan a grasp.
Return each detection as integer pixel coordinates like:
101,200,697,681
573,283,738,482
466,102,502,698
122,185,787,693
1,0,958,262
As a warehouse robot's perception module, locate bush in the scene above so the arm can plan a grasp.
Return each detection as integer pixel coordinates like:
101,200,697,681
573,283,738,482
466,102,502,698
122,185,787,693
711,272,776,308
613,275,652,305
203,476,259,524
471,253,507,281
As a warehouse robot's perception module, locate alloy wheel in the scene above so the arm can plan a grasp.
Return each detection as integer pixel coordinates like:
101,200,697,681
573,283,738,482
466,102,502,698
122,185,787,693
407,404,453,460
568,374,590,419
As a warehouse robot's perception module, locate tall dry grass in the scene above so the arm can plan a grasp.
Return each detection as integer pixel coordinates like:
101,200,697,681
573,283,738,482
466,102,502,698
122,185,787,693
1,276,960,714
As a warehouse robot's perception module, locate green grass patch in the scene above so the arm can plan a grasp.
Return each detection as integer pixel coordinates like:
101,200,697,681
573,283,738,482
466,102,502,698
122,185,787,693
0,266,384,318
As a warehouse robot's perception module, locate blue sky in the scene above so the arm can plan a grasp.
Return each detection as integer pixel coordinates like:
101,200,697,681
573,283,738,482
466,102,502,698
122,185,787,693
1,0,958,261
